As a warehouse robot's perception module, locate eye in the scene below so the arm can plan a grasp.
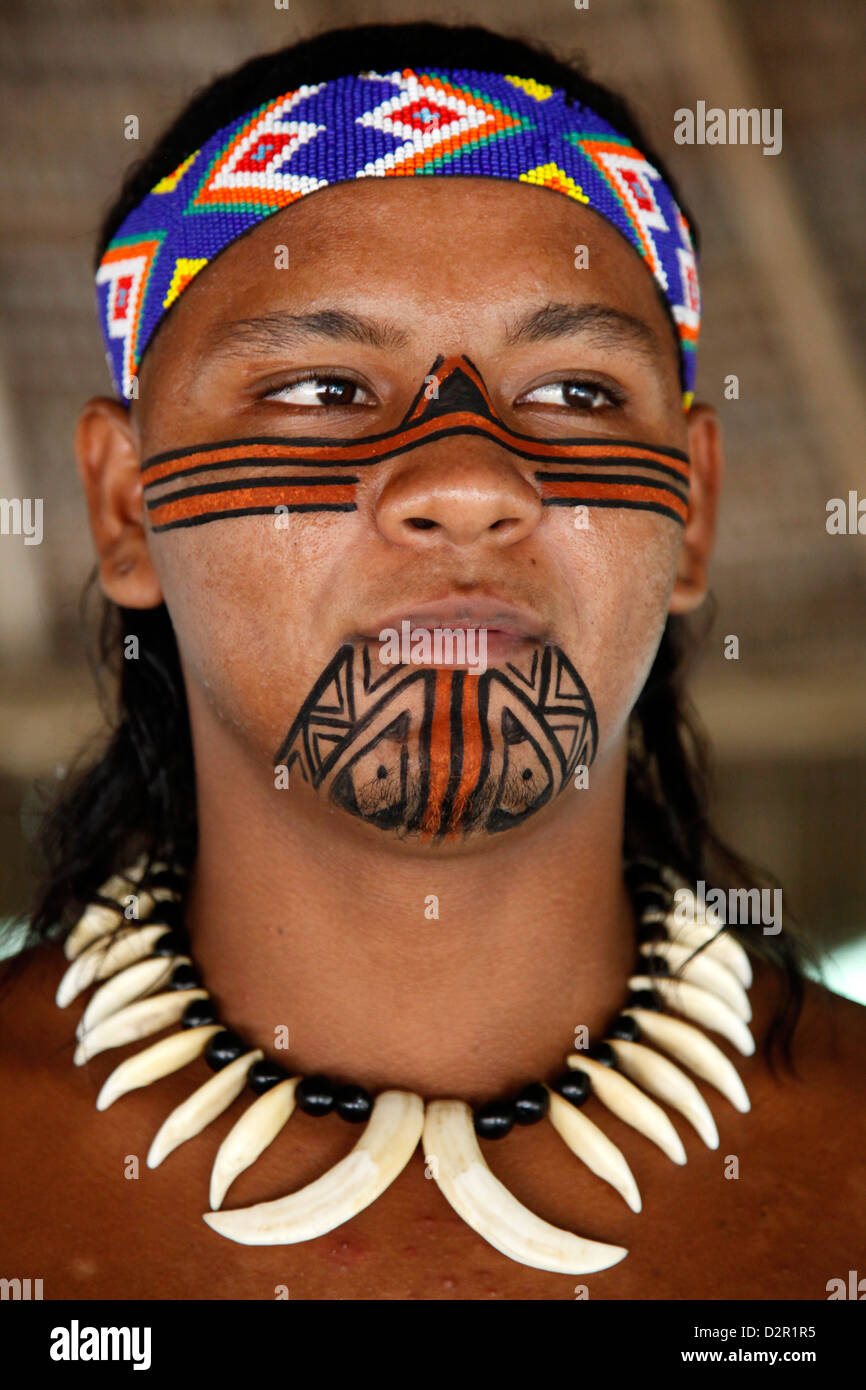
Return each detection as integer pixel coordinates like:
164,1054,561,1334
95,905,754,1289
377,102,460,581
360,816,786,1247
518,380,622,411
261,374,375,408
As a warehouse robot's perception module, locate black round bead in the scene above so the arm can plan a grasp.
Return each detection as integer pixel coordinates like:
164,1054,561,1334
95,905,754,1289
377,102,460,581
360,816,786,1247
167,962,200,990
553,1068,591,1108
147,898,185,929
633,885,670,915
334,1084,373,1124
151,928,190,957
628,987,661,1010
295,1074,335,1116
587,1041,617,1066
624,857,663,889
474,1101,515,1139
643,953,670,976
205,1030,246,1071
513,1081,549,1125
145,870,187,893
247,1058,290,1095
180,997,219,1029
607,1013,641,1042
636,921,665,947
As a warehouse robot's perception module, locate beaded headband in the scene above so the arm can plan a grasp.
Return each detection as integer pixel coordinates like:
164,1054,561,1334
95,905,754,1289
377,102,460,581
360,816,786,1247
95,68,701,408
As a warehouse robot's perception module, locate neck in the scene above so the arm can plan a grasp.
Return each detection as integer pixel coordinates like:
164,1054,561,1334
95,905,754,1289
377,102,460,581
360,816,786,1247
187,721,637,1102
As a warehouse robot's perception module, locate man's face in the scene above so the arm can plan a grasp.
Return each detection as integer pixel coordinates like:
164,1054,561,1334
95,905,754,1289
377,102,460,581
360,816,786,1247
127,178,692,843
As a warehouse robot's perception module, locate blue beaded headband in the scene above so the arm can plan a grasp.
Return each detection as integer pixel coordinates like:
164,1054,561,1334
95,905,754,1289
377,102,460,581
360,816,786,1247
96,68,701,407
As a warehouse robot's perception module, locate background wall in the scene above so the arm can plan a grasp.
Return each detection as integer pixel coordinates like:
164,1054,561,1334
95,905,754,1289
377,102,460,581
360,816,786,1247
0,0,863,995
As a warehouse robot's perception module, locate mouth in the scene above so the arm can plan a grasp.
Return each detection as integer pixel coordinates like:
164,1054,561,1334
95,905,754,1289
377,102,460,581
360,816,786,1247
352,593,549,671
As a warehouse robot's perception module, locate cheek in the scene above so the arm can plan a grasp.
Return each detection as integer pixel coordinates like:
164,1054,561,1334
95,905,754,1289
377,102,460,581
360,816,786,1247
546,510,682,748
149,514,361,752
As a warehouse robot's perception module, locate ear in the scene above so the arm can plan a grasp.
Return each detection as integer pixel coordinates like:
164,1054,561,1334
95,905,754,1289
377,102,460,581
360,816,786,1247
668,402,724,614
75,398,163,608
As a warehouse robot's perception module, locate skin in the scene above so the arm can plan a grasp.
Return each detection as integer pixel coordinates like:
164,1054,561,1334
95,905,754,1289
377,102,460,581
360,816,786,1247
1,178,863,1300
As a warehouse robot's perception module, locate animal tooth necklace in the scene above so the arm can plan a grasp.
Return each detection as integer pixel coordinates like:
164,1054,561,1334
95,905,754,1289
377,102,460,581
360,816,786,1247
56,857,754,1276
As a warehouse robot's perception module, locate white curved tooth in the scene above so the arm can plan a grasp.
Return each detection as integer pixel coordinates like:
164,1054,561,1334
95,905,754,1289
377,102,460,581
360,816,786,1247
664,918,753,987
545,1086,641,1213
64,903,124,961
73,989,207,1065
210,1078,300,1210
93,924,173,983
629,975,755,1056
664,886,724,926
64,890,156,960
639,940,751,1021
204,1090,424,1247
567,1055,687,1165
77,956,191,1036
421,1099,627,1274
56,929,132,1007
96,1025,223,1110
97,856,149,896
624,1008,750,1113
607,1039,719,1149
147,1049,264,1169
57,924,173,1006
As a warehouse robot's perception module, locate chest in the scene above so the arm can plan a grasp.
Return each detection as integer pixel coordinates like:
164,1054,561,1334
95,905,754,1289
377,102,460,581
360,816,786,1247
4,1075,849,1302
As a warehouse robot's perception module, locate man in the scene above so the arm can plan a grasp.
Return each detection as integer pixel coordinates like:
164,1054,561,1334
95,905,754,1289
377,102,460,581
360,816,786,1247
1,22,863,1301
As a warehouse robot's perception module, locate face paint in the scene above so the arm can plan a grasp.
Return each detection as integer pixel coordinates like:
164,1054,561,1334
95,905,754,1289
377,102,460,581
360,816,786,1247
276,640,597,839
140,356,690,531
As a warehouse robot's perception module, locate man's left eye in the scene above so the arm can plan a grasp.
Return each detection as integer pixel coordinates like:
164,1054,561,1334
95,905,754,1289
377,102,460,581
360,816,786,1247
520,381,618,411
263,375,374,407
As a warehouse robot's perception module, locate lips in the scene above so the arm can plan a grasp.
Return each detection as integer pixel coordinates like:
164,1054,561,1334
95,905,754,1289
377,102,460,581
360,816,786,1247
351,593,548,671
358,595,548,643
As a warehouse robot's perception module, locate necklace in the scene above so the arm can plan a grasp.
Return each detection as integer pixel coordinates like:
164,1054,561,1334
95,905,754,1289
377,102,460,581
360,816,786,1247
55,857,753,1276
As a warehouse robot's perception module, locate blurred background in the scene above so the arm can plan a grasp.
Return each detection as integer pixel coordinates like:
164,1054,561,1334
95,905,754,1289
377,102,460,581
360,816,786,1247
0,0,863,997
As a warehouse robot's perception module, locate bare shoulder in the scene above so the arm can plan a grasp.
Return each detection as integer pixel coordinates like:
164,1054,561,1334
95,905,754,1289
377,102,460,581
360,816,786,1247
0,939,71,1057
0,943,141,1293
755,956,866,1081
743,957,866,1145
0,941,86,1164
730,959,866,1283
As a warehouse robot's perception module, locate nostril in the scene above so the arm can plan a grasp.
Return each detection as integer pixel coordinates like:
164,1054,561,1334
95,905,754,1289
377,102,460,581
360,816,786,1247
407,517,437,530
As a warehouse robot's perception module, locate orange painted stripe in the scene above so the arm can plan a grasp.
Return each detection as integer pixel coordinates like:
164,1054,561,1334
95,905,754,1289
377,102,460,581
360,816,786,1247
449,674,483,832
141,425,689,486
420,670,453,837
536,478,689,521
148,483,356,526
142,444,338,486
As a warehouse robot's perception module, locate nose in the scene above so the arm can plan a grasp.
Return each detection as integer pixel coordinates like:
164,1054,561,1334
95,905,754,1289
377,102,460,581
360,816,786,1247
374,442,543,549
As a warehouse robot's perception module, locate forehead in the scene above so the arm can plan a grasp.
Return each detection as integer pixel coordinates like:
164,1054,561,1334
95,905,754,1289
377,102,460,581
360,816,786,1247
142,177,675,360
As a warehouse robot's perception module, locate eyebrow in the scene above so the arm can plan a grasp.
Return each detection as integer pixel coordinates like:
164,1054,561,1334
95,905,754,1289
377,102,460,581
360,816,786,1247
201,309,411,362
503,302,662,360
199,300,664,367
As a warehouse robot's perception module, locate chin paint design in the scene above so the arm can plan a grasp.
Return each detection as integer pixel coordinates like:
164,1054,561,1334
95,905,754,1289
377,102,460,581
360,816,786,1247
140,356,690,531
275,642,598,838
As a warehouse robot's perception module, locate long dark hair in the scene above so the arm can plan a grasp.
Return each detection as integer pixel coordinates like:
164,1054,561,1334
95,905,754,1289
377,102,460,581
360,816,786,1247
7,22,816,1068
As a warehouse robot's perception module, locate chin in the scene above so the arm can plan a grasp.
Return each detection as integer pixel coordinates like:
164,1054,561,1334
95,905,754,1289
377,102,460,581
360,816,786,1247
276,639,598,840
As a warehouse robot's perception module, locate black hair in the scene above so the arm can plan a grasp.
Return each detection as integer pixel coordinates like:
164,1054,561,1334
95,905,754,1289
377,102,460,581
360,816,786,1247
7,22,817,1070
